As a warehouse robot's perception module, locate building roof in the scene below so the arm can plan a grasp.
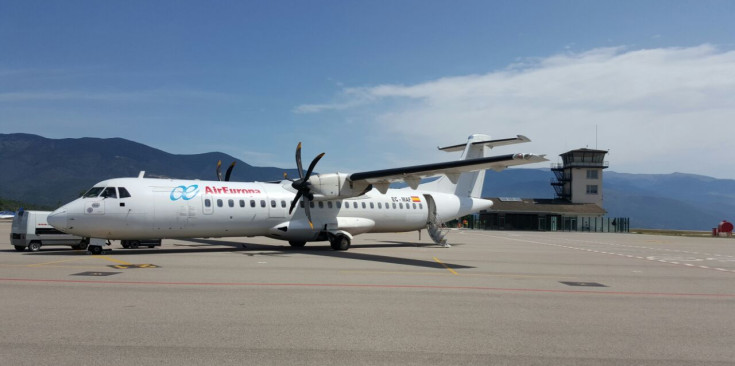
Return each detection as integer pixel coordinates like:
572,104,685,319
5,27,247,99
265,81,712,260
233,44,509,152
483,197,607,216
561,148,609,155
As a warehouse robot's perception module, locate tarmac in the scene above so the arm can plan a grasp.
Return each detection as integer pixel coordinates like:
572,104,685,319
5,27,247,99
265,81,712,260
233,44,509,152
1,220,735,365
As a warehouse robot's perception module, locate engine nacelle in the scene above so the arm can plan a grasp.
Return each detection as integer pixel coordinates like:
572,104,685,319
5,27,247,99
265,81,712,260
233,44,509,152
308,173,371,200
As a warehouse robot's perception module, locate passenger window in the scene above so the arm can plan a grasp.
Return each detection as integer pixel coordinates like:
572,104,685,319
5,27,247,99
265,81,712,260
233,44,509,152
419,203,423,210
118,187,131,198
205,199,211,207
318,202,324,209
101,187,117,199
217,199,223,207
336,202,342,209
377,202,382,209
310,201,315,208
281,201,287,208
327,201,333,209
361,202,366,209
271,200,277,208
392,203,397,209
412,203,417,209
228,199,234,208
399,203,403,209
370,202,374,209
240,200,245,208
250,200,256,208
260,200,266,208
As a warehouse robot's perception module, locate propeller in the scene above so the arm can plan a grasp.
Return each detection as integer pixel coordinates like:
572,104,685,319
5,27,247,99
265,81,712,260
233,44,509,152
224,161,236,182
216,160,237,182
288,142,325,229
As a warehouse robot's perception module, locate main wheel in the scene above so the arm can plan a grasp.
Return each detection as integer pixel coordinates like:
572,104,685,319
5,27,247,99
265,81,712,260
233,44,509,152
14,245,25,252
289,241,306,248
129,240,140,249
329,235,350,251
27,241,42,252
89,246,103,255
121,240,130,249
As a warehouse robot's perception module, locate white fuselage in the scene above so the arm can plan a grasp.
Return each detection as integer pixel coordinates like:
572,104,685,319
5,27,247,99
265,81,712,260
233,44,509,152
48,177,492,243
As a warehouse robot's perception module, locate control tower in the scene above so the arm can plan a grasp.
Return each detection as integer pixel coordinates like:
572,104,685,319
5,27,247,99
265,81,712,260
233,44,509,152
551,148,609,207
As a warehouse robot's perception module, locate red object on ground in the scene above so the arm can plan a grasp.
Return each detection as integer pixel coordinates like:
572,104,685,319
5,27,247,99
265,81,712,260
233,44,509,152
718,220,733,236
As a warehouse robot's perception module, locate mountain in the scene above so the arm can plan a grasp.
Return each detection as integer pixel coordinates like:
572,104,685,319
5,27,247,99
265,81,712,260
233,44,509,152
0,133,297,207
2,133,733,230
482,169,735,230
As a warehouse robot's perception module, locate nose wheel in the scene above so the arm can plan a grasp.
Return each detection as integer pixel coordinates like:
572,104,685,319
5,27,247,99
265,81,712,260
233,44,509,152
86,238,110,255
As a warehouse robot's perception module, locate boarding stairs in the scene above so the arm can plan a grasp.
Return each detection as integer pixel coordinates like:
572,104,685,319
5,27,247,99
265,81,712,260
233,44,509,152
427,216,450,248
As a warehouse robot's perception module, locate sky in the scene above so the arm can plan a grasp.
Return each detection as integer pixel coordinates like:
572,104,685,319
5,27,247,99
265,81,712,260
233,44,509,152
2,0,735,179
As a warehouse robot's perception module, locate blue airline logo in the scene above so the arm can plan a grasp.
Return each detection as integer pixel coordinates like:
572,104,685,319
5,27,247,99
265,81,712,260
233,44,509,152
170,185,200,201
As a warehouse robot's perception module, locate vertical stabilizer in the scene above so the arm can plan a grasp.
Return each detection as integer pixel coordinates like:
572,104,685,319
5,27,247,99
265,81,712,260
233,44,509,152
420,134,492,197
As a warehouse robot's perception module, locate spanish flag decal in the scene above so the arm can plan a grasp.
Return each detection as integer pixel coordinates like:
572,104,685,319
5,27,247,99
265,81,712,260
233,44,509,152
411,196,421,202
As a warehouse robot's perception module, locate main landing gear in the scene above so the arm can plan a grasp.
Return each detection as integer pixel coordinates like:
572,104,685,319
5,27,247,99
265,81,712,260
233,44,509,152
329,234,351,251
287,234,351,251
288,241,306,248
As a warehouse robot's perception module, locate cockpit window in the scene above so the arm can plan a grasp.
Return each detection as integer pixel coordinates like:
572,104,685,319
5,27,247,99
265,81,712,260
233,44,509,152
118,187,131,198
101,187,117,199
83,187,104,198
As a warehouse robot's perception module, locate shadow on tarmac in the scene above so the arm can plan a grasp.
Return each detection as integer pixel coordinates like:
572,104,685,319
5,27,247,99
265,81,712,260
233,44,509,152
12,238,474,270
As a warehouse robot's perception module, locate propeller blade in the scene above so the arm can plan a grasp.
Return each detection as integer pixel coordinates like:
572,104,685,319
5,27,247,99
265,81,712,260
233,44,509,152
303,153,325,181
288,191,303,215
216,160,223,181
303,198,314,229
295,142,304,179
225,161,236,182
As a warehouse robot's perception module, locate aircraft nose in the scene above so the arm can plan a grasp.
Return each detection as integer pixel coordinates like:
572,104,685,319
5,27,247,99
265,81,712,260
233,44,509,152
47,208,68,230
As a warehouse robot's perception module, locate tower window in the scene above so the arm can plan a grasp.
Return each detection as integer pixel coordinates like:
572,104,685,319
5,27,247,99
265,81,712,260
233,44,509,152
586,170,599,179
586,185,599,194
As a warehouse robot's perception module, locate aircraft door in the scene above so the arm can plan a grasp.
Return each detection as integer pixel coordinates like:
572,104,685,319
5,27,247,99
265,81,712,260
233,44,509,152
423,194,437,223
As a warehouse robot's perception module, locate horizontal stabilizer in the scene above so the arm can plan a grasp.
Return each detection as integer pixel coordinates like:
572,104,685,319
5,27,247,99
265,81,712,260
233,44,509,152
439,135,531,153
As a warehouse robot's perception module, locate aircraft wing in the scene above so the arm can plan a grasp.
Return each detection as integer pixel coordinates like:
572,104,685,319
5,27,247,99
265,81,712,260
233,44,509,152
348,153,547,190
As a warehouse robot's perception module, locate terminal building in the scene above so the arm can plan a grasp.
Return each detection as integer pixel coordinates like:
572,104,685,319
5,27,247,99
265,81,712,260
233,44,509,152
479,148,629,232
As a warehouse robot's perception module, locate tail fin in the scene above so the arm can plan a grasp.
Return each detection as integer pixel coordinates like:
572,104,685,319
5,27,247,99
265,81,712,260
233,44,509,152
420,134,530,197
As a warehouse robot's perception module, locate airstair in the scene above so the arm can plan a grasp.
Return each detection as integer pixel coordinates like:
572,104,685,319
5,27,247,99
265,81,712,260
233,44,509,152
427,216,450,247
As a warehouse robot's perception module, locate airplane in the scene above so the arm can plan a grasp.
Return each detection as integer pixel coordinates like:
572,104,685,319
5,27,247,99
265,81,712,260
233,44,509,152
0,211,15,219
47,134,547,254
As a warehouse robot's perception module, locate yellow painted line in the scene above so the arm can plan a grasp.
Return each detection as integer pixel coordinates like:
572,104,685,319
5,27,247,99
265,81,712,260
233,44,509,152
27,257,98,267
433,257,458,275
96,256,133,265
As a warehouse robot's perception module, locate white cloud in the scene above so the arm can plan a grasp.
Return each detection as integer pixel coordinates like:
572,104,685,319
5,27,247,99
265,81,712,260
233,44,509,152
296,45,735,179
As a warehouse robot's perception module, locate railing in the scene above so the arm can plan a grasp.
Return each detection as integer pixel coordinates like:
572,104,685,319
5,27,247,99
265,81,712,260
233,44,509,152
551,161,609,169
